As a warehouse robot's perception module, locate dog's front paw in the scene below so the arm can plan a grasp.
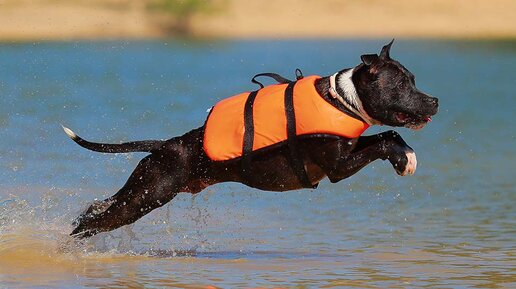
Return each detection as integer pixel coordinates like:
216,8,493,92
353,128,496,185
391,148,417,176
401,150,417,176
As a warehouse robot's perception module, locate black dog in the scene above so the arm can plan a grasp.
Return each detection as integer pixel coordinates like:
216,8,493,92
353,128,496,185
63,41,438,238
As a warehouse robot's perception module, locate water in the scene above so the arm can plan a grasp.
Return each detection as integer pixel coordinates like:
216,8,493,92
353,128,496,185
0,40,515,288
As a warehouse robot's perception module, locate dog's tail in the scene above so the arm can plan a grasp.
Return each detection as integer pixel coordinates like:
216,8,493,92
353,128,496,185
61,125,164,153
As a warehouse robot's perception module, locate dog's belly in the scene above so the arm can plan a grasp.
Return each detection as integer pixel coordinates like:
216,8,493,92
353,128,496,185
239,161,327,192
199,139,329,192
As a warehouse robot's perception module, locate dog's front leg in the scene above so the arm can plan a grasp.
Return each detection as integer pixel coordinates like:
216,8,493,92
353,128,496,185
325,130,416,182
376,131,417,177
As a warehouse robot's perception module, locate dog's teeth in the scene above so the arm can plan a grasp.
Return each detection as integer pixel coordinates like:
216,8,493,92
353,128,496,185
61,124,77,139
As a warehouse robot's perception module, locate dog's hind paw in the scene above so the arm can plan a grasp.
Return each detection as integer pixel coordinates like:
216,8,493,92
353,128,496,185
72,198,114,227
70,226,97,239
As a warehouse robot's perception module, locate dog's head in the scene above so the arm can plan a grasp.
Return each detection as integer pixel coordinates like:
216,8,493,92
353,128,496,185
352,40,439,130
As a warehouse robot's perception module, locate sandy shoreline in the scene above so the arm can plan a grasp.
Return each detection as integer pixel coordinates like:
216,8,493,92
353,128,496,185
0,0,515,41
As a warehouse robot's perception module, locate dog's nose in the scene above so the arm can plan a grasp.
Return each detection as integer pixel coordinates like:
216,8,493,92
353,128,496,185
425,97,438,106
425,97,439,114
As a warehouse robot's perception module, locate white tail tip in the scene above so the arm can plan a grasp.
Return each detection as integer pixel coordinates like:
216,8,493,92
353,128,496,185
61,124,77,139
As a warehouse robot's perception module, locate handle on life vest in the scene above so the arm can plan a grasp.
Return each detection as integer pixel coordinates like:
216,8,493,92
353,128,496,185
251,69,304,88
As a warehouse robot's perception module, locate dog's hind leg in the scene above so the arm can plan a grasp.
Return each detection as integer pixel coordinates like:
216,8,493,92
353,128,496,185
71,151,188,239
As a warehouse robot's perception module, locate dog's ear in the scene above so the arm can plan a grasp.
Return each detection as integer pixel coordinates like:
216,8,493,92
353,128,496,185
360,54,379,66
380,39,394,59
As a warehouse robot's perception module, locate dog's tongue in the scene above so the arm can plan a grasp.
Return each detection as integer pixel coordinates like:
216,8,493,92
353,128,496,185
425,116,432,122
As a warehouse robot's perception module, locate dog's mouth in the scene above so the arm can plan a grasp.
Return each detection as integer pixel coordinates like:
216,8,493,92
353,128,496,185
395,112,433,130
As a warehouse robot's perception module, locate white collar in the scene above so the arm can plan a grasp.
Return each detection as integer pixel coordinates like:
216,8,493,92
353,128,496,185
329,69,379,126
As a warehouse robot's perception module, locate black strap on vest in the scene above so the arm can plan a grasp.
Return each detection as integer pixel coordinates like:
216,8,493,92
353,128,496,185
284,82,315,189
241,90,259,177
241,70,315,189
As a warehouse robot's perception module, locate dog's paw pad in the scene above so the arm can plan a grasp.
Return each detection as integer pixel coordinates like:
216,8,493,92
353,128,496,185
401,150,417,176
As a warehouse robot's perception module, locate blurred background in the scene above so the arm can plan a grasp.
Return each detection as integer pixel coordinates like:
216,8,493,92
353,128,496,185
0,0,515,40
0,1,515,289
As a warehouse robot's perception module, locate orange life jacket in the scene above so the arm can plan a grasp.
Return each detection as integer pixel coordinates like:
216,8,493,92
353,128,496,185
203,75,369,162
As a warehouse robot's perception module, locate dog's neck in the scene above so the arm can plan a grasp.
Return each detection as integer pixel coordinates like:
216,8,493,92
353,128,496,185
315,67,379,125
